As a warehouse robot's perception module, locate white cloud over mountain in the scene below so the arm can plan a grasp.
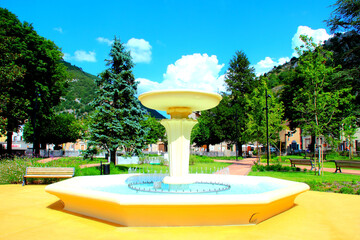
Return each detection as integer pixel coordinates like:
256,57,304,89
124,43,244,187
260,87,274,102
253,26,332,76
291,26,332,56
137,53,226,94
63,50,96,62
73,50,96,62
253,57,290,76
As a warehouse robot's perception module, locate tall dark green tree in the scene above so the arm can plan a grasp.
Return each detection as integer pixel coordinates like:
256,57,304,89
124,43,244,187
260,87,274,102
88,37,147,163
222,50,257,158
23,113,82,149
0,8,68,154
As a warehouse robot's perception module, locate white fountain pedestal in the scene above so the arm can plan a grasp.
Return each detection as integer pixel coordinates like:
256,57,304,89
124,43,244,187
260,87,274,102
161,118,198,185
138,89,222,185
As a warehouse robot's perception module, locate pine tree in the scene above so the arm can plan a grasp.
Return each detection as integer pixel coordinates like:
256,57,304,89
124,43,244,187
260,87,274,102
222,50,257,158
88,37,147,163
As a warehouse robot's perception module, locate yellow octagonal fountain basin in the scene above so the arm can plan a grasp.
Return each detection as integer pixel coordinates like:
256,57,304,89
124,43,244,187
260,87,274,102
45,174,309,227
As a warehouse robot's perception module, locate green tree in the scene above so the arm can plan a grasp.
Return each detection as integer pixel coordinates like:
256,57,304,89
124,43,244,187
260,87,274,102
290,35,352,174
222,50,257,158
341,115,358,159
246,76,285,161
141,115,166,145
0,8,67,154
88,37,147,164
23,113,82,149
326,0,360,33
191,109,222,152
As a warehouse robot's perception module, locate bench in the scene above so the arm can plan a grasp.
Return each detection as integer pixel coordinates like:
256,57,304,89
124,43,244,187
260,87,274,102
334,161,360,173
23,167,75,186
289,159,315,170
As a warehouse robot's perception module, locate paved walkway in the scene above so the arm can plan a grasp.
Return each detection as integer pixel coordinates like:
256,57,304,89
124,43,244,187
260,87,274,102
215,158,258,175
37,157,60,163
1,184,359,240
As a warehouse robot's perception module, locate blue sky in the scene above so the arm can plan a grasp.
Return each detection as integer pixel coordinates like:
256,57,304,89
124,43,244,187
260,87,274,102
2,0,335,95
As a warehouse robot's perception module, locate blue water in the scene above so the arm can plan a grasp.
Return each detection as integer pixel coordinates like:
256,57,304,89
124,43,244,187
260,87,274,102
88,181,284,195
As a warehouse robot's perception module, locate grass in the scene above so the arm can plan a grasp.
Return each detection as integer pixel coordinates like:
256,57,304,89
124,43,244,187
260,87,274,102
0,155,232,184
249,165,360,194
257,153,360,169
2,154,359,195
0,156,103,184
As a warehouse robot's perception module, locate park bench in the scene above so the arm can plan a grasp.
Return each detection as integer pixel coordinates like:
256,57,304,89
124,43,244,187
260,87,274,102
334,161,360,173
289,158,315,170
23,167,75,186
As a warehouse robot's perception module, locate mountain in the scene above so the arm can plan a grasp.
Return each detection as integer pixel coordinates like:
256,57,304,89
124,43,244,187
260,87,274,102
57,61,165,119
265,31,360,89
55,61,98,116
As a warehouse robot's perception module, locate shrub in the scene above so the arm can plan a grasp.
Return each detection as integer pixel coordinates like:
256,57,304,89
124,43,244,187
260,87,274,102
338,187,354,194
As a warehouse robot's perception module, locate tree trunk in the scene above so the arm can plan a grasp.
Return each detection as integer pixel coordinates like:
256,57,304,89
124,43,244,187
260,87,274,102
309,135,316,153
6,131,13,155
206,144,210,152
239,142,243,157
110,150,116,164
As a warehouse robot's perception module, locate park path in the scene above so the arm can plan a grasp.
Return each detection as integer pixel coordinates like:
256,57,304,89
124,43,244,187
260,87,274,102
214,158,258,175
36,157,60,163
217,158,360,176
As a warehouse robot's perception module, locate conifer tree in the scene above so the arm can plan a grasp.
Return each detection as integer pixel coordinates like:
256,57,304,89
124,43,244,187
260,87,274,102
88,37,147,163
222,50,257,158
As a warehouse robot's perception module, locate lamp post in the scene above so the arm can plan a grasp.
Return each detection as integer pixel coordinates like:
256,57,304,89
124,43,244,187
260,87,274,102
265,89,271,166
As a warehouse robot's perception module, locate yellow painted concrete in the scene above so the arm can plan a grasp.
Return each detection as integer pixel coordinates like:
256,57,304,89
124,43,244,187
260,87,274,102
0,184,359,240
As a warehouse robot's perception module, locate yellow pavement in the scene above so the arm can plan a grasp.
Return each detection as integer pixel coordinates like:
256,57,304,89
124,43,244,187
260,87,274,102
0,184,359,240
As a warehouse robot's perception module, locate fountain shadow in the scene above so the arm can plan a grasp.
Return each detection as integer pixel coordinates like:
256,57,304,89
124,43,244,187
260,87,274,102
47,200,125,227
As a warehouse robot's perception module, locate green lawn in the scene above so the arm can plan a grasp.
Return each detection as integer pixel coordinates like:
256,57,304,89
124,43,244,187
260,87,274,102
249,167,360,194
0,155,232,184
2,155,359,194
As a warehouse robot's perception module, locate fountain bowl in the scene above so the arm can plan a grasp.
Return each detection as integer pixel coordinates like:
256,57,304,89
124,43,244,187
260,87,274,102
138,89,222,118
45,174,309,227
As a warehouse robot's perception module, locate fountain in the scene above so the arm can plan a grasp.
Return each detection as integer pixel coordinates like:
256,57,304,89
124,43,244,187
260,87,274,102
45,89,309,227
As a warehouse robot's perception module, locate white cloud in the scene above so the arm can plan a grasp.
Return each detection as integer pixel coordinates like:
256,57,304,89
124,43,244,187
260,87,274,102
292,26,332,56
72,50,96,62
253,57,290,76
126,38,152,63
54,27,63,33
96,37,114,46
63,53,71,61
253,26,332,76
137,53,225,95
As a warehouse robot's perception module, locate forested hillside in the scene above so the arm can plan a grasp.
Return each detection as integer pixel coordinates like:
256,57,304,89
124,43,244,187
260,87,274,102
56,61,165,119
55,61,98,116
266,31,360,90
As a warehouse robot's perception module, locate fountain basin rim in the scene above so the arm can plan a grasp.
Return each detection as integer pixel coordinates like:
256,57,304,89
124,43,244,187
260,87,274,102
45,174,309,205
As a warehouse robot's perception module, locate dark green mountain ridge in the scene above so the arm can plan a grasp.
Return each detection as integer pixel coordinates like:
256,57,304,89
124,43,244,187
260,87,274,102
57,61,165,119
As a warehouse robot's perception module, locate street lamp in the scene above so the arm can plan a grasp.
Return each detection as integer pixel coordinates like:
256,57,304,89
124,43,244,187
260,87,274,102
265,89,271,166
